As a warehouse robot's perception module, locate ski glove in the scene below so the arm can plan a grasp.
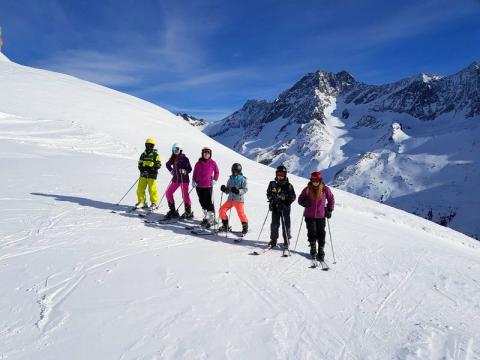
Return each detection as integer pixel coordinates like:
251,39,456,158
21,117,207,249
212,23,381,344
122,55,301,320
325,207,333,219
211,179,217,186
230,187,240,195
179,169,187,175
192,180,197,188
299,199,311,208
220,185,229,194
141,170,149,178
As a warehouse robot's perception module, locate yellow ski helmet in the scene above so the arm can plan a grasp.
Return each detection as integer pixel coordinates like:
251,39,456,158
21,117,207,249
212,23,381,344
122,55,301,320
145,138,155,145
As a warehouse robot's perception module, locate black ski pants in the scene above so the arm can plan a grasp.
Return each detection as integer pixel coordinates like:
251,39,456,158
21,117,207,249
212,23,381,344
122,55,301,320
196,187,214,212
305,217,326,256
270,207,291,245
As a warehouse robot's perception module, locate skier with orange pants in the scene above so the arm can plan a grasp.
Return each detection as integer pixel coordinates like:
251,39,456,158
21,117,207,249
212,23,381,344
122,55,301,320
218,163,248,235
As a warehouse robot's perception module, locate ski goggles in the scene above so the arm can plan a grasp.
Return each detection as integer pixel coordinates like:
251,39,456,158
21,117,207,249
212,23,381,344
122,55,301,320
172,146,180,152
202,149,211,154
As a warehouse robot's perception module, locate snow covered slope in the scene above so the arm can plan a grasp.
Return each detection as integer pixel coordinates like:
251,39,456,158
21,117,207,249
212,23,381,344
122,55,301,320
204,64,480,240
1,56,480,359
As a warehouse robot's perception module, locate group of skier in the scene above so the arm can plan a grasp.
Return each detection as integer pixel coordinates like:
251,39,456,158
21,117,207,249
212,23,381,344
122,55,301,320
134,138,335,262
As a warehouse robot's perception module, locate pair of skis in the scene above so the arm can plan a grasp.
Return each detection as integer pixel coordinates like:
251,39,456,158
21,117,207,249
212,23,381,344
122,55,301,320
309,258,330,271
188,225,245,242
251,245,330,270
251,245,290,257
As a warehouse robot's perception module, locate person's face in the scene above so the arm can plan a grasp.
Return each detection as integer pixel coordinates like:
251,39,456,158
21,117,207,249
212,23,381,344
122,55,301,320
311,179,321,186
172,146,180,155
276,171,285,181
202,150,211,159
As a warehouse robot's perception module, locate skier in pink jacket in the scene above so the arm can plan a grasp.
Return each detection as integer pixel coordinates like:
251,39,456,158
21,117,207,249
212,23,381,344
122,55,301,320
192,147,219,227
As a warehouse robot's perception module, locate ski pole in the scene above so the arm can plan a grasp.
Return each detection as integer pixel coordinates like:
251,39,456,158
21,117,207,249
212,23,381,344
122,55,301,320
293,213,305,251
210,183,216,231
116,177,140,206
216,191,224,232
256,209,270,243
157,180,172,209
280,211,291,255
326,218,336,264
226,207,232,239
176,184,195,213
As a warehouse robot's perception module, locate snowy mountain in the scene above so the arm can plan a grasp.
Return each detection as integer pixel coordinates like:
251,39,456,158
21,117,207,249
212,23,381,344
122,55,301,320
176,112,207,128
1,54,480,359
204,63,480,240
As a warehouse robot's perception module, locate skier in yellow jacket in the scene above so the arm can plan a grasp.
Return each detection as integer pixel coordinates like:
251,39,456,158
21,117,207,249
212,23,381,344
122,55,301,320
136,138,162,210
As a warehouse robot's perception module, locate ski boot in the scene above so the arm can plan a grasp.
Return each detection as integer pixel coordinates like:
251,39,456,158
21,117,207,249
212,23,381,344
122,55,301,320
316,249,325,262
134,202,148,210
165,202,179,219
200,209,209,226
217,219,231,233
181,204,194,219
267,239,277,248
149,203,159,211
241,222,248,235
204,211,215,228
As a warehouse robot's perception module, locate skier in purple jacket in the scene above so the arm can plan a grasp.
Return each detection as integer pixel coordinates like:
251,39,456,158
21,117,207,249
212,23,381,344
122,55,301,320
298,171,335,262
165,143,193,219
192,147,219,227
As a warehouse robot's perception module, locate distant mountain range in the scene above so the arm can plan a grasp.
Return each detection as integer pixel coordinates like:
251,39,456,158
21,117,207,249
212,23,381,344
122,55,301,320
176,113,207,128
204,62,480,239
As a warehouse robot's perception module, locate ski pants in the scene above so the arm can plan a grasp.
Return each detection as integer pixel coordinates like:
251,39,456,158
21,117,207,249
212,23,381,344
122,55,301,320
305,217,326,256
165,182,191,205
270,207,291,245
137,176,159,204
219,201,248,223
196,187,214,212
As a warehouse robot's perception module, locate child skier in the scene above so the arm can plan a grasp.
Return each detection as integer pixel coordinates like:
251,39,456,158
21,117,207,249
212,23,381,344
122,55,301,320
135,138,162,210
165,143,193,219
192,147,219,227
298,171,335,262
266,166,296,250
218,163,248,234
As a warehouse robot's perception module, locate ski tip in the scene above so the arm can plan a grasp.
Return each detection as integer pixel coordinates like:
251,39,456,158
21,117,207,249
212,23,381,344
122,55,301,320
250,251,260,256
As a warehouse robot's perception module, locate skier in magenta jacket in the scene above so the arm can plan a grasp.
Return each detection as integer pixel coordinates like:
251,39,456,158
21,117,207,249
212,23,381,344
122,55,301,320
298,171,335,262
192,147,219,227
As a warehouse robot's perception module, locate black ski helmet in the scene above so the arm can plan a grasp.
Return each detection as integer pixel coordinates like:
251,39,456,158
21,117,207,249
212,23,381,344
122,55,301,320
276,165,287,175
231,163,242,174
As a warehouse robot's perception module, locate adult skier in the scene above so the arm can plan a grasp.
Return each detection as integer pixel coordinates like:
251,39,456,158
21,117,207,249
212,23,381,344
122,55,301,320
135,138,161,210
297,171,335,262
266,166,296,249
164,143,193,219
218,163,249,235
192,147,219,227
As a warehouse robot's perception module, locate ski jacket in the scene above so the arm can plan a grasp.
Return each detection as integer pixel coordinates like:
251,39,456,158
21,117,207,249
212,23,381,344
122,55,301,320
266,178,296,209
166,153,192,183
193,158,219,188
138,149,161,179
298,183,335,219
225,174,248,202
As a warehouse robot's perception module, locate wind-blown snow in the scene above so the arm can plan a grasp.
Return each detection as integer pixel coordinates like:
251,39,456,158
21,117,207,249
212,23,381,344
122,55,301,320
1,58,480,359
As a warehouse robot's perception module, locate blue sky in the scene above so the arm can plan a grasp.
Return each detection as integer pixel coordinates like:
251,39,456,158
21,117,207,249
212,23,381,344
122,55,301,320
1,0,480,120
